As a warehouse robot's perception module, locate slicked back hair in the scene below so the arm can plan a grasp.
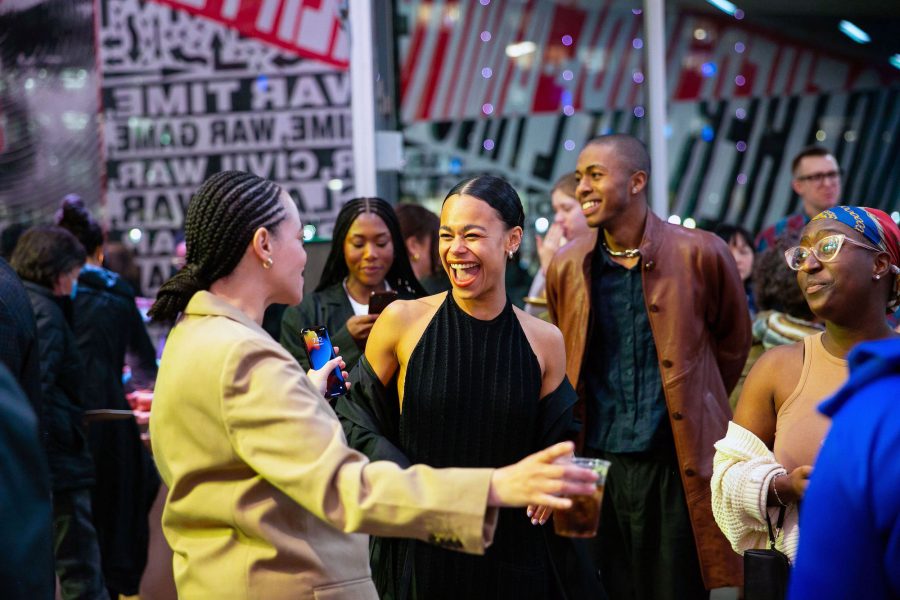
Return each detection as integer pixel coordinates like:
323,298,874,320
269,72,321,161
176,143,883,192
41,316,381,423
443,175,525,230
316,197,426,297
11,225,86,289
585,134,651,177
148,171,286,323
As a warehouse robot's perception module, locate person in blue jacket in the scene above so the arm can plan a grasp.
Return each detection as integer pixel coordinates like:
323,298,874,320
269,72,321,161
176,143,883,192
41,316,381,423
788,336,900,599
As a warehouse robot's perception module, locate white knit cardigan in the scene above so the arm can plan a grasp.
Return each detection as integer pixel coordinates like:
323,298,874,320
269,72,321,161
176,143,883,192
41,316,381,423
711,421,799,562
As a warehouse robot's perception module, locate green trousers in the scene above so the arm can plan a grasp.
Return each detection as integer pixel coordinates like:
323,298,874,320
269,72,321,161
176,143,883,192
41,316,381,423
585,442,709,600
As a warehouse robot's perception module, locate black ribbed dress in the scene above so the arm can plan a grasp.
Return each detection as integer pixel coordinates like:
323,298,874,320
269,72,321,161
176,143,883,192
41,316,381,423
387,292,553,599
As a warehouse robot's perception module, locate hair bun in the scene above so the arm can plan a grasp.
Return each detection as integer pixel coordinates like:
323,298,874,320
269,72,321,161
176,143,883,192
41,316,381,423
56,194,91,228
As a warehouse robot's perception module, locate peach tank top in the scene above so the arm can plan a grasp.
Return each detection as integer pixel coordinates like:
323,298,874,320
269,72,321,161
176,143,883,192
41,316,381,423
773,332,847,471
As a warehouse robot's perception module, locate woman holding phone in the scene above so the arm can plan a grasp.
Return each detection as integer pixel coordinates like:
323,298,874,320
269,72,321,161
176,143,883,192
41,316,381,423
337,175,601,599
280,197,426,372
146,171,597,599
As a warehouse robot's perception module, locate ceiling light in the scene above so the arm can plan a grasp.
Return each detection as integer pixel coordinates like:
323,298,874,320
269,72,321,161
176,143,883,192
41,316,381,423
838,20,870,44
506,41,537,59
705,0,737,16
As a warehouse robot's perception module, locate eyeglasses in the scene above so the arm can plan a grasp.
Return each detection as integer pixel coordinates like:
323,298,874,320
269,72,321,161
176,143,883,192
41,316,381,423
784,233,882,271
795,170,841,184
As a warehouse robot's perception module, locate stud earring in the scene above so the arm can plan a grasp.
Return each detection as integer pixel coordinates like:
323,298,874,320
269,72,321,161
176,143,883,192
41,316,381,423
507,250,514,260
412,253,420,262
262,257,273,269
874,274,881,280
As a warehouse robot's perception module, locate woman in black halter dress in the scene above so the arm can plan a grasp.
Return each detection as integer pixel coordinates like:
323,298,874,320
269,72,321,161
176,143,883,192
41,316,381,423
337,176,604,600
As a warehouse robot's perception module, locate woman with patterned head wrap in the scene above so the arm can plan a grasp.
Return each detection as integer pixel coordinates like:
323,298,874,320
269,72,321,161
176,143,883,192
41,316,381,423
711,205,900,566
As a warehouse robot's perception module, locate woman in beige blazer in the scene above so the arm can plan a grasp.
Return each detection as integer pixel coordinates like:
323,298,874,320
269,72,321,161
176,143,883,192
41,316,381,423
147,171,596,599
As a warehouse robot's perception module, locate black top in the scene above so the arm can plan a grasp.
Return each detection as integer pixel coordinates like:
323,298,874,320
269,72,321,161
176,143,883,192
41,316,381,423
397,293,551,599
584,246,666,453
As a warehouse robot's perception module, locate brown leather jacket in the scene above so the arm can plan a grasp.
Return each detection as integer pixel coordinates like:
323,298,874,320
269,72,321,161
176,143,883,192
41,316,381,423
545,211,751,589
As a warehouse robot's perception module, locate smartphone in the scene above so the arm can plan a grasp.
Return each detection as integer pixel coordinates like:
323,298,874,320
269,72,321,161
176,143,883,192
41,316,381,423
368,290,399,315
300,326,348,398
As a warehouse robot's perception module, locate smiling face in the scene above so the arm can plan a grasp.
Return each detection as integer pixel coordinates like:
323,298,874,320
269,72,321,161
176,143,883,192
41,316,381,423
575,142,642,230
439,194,522,301
343,212,394,290
267,192,307,306
796,219,879,321
551,188,590,241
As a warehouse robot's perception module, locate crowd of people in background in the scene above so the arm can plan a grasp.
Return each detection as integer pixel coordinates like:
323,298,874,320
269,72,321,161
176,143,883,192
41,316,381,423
1,136,899,600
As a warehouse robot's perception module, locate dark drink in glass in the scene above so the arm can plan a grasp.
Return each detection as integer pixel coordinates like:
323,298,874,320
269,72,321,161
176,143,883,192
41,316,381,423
553,457,610,538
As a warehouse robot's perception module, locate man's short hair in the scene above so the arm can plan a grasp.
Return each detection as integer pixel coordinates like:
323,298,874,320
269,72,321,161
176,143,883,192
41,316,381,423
791,145,832,174
585,134,651,176
551,172,578,198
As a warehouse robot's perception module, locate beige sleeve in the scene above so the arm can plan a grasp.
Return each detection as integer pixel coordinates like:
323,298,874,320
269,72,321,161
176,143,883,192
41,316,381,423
220,339,498,554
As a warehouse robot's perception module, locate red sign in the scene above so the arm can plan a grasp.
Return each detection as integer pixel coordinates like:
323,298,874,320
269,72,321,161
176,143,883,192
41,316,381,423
148,0,349,69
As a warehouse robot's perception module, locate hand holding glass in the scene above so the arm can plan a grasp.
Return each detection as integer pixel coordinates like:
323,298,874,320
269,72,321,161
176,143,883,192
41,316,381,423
552,457,611,538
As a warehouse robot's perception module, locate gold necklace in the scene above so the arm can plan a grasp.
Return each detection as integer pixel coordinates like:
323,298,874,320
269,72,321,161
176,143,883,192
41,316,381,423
601,241,641,258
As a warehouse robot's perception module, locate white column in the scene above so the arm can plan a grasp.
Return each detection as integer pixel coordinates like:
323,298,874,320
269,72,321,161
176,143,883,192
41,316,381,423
350,0,377,196
643,0,669,218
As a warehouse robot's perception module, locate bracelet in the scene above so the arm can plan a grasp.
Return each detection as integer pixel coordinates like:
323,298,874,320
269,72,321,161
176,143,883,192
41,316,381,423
771,473,789,507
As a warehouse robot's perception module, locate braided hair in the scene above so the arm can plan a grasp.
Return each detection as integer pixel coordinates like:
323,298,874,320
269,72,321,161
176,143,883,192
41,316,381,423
55,194,104,255
148,171,286,323
317,197,426,297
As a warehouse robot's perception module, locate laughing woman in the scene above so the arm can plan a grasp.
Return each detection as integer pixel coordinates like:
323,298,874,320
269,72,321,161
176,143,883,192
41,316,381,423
280,198,425,372
146,171,598,599
337,175,601,600
711,206,900,563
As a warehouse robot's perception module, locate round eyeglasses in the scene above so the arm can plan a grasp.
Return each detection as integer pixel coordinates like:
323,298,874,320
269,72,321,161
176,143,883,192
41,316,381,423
784,233,882,271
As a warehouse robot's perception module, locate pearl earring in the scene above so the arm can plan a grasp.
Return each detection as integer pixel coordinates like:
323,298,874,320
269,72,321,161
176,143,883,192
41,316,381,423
507,250,514,259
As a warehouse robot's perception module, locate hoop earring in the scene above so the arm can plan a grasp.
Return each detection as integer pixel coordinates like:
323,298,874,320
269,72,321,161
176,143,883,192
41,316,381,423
262,257,273,270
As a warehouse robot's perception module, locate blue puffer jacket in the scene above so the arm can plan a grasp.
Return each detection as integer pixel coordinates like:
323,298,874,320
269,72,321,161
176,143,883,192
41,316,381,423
789,338,900,599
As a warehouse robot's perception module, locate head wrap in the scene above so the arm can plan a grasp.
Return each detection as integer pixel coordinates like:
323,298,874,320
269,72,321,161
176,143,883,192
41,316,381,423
812,206,900,312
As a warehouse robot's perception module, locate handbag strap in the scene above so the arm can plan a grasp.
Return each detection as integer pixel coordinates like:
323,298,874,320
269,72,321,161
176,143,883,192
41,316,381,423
765,505,787,550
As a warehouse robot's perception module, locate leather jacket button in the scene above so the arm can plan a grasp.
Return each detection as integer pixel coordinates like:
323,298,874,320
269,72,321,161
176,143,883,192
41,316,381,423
644,260,655,271
685,467,696,477
661,359,673,368
649,304,660,313
672,411,683,420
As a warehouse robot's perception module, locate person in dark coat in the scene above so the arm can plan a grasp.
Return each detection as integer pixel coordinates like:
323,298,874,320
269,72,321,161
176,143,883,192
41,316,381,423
11,226,108,600
0,362,54,600
56,196,160,598
281,198,426,372
0,256,42,415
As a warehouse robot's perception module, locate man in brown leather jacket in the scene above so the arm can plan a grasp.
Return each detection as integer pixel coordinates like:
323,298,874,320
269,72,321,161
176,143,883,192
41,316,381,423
546,134,751,599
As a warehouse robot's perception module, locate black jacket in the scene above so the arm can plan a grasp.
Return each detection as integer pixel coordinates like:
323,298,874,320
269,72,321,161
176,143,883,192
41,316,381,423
0,258,41,416
72,265,159,595
23,281,94,491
